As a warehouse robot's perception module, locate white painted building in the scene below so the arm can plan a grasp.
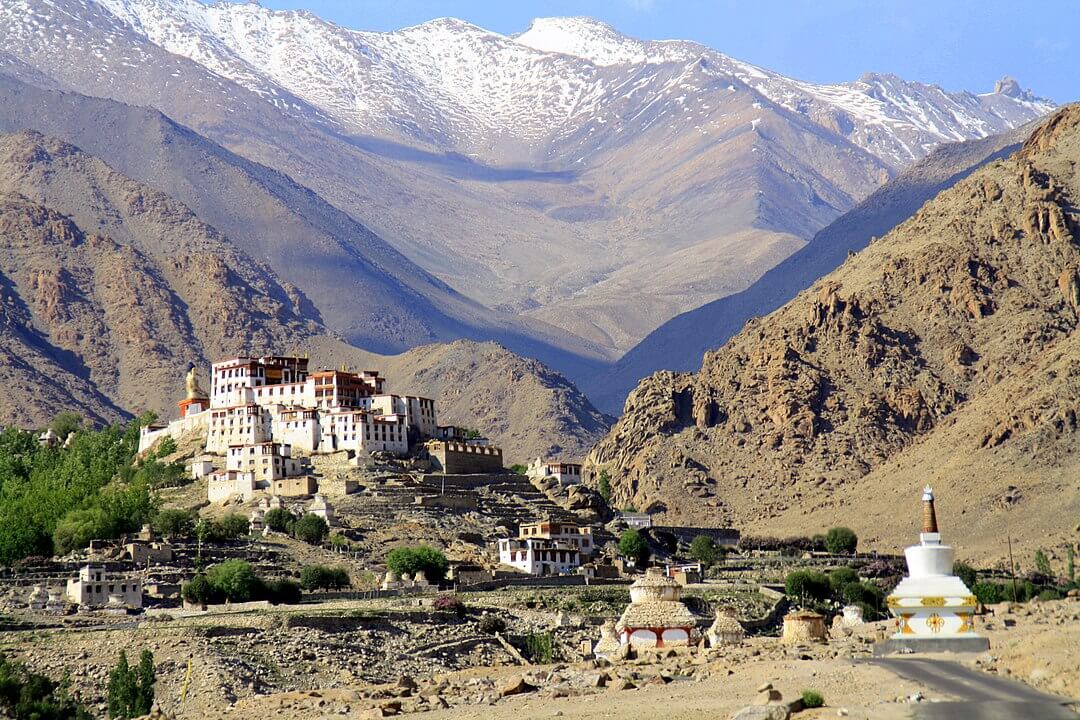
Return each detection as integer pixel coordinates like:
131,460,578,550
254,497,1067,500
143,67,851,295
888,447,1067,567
527,457,584,486
207,469,258,503
497,521,595,576
66,564,142,609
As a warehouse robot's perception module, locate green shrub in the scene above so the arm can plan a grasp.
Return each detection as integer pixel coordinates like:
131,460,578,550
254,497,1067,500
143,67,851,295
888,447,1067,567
206,559,261,602
479,614,506,634
1035,549,1052,577
689,535,719,567
509,464,528,475
263,508,294,532
216,513,250,539
293,514,329,545
49,412,85,441
386,544,450,583
785,570,831,603
300,564,350,590
1037,588,1063,601
825,527,858,554
264,579,302,605
801,689,825,708
953,561,978,589
181,574,217,605
841,581,884,609
0,652,91,719
618,529,650,565
828,567,858,594
597,470,612,502
152,508,196,539
523,632,555,663
154,436,178,459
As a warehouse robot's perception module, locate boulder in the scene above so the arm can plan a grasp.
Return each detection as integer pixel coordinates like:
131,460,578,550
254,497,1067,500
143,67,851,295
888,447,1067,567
500,676,537,697
730,706,790,720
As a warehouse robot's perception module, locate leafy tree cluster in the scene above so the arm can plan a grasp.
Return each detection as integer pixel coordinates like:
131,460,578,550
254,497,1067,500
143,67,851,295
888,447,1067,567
259,509,329,545
300,564,351,590
0,652,91,720
824,527,858,554
152,508,197,539
195,514,250,543
181,560,302,605
107,649,154,719
738,527,858,556
0,414,181,564
618,529,650,566
688,535,725,567
387,544,450,583
784,567,885,618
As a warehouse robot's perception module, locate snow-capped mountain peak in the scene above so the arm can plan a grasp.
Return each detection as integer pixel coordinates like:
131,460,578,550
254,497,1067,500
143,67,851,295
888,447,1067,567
514,16,689,66
1,1,1054,170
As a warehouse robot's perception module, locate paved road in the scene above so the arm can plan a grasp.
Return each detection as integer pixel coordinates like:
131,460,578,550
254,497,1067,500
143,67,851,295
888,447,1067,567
870,657,1078,719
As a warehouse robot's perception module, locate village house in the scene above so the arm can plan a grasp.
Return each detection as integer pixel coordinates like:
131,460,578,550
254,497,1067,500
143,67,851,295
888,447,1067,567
526,457,584,486
497,521,595,576
66,564,143,610
620,511,653,529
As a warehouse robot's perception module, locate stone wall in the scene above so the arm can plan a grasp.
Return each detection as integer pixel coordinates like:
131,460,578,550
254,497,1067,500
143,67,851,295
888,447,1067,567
426,441,504,474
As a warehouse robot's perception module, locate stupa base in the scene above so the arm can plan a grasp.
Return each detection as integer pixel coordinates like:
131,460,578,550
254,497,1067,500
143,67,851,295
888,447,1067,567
872,635,990,656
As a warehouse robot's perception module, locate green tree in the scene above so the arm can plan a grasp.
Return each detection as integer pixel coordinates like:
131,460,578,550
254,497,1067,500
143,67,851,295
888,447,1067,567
953,561,978,588
386,544,450,583
49,412,84,441
107,650,136,719
1034,549,1052,577
597,470,612,502
508,464,528,475
152,508,196,539
689,535,719,567
785,570,830,604
181,574,216,606
206,559,261,602
52,507,111,556
216,513,250,539
1068,545,1076,583
300,564,351,590
134,650,155,716
828,567,859,595
263,508,294,532
618,529,650,566
825,527,858,554
264,578,302,605
293,514,329,545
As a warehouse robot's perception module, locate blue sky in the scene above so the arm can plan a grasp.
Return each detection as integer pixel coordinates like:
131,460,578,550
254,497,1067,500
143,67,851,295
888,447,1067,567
247,0,1076,103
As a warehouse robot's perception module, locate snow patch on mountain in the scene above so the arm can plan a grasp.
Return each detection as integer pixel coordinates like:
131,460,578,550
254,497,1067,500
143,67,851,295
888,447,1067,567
16,0,1055,168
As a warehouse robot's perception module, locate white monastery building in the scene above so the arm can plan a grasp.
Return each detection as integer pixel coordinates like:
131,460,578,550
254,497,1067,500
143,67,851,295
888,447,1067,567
139,355,460,504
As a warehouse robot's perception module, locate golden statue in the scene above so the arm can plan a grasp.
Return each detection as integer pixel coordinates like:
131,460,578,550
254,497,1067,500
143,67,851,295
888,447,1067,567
185,365,207,400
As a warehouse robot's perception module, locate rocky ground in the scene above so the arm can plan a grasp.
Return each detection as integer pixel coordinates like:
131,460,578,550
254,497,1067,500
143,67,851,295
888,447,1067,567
3,596,1077,719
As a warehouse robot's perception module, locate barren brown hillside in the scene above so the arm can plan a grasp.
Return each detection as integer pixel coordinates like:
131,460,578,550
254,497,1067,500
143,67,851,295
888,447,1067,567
586,105,1080,563
0,131,610,460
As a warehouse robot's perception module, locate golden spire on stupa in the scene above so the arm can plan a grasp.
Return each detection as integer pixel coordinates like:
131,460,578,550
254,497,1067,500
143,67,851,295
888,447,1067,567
921,485,938,534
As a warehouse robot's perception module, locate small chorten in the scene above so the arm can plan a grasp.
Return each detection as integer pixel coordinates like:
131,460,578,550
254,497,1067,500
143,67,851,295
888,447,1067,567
38,428,58,448
882,486,988,653
782,609,827,644
615,567,700,648
381,569,402,591
593,619,621,658
707,606,745,646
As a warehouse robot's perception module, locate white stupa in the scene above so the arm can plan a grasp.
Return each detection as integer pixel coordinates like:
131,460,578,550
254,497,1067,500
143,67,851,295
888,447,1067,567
879,486,988,653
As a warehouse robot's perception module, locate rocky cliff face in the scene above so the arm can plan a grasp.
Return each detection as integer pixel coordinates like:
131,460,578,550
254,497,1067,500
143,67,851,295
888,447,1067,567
586,106,1080,560
0,131,611,458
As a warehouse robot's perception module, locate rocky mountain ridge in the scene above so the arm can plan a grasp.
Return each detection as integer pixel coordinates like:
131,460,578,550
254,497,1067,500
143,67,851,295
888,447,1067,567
0,1,1052,367
0,129,609,461
585,120,1041,413
586,106,1080,561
